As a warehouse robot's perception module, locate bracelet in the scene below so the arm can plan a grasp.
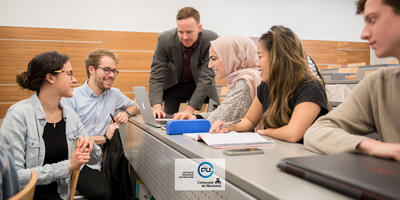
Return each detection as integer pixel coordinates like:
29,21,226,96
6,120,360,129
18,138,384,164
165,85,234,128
195,114,204,119
104,134,110,144
124,109,131,117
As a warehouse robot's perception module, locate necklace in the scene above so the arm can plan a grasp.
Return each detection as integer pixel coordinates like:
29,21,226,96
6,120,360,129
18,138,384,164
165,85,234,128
44,109,60,128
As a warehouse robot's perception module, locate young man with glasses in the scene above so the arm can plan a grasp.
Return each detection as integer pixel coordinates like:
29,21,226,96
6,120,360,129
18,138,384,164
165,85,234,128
62,48,137,199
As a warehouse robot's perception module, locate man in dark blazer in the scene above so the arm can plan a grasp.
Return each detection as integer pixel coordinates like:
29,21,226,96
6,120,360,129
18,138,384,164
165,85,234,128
149,7,219,117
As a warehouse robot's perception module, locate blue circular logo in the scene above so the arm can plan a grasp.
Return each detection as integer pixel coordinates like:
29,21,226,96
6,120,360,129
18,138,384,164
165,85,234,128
198,162,214,178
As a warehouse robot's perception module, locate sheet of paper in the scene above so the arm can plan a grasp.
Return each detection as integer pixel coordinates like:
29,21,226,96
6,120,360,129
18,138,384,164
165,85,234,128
183,131,276,149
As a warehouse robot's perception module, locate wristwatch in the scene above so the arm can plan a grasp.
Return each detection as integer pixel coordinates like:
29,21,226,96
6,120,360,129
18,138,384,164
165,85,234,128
104,134,110,144
124,109,131,117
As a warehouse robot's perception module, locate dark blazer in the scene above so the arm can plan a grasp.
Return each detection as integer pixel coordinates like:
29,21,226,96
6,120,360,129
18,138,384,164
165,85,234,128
149,28,219,110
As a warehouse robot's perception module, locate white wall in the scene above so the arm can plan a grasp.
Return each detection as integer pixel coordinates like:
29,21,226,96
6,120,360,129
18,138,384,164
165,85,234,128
0,0,364,42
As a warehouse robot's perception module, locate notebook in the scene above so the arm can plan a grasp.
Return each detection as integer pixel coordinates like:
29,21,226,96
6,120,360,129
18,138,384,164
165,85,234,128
133,86,173,128
183,131,276,149
277,153,400,199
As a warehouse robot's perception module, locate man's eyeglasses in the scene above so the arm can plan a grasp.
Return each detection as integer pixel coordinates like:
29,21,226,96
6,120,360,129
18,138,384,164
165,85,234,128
95,67,119,76
53,70,74,79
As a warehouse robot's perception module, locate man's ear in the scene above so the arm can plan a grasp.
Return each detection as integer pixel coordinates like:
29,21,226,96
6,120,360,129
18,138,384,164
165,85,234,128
198,24,202,32
45,73,55,84
88,65,96,76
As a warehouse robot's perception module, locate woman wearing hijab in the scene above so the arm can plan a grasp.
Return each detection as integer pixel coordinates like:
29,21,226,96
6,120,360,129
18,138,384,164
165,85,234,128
210,26,329,143
174,35,262,123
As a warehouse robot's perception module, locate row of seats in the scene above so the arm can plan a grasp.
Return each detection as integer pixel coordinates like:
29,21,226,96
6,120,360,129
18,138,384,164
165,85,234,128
321,60,399,81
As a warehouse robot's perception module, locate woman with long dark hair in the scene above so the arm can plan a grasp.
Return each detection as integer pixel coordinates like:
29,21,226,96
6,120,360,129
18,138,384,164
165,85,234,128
211,25,329,143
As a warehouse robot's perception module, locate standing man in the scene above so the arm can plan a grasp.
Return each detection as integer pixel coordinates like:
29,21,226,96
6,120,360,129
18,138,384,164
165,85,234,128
62,48,137,200
304,0,400,161
150,7,219,118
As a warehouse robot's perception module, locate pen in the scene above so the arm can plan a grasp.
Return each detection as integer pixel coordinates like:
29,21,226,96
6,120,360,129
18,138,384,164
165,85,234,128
110,113,115,123
213,119,241,132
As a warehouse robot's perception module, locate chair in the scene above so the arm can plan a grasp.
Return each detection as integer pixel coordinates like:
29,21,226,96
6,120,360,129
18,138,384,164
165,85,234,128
386,59,399,64
364,70,376,77
9,171,37,200
346,62,366,67
178,103,209,114
69,140,86,200
338,67,358,80
69,169,80,200
327,64,341,69
219,86,229,102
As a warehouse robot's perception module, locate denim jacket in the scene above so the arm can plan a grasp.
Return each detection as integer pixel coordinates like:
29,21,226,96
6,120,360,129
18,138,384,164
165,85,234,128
0,129,21,199
1,94,101,200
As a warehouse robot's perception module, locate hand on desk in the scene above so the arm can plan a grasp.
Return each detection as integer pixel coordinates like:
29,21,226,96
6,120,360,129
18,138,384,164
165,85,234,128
173,112,196,120
152,104,166,118
357,139,400,161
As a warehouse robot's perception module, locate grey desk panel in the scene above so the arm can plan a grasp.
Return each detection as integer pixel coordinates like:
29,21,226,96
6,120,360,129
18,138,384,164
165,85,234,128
320,68,339,74
322,72,356,81
124,121,256,200
124,117,350,200
326,80,359,90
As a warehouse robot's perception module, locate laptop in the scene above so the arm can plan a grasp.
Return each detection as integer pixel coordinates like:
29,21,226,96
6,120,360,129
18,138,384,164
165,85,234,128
277,153,400,199
133,86,173,128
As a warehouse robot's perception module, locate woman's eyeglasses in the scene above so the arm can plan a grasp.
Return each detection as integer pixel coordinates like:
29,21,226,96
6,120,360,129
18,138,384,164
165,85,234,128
53,70,74,79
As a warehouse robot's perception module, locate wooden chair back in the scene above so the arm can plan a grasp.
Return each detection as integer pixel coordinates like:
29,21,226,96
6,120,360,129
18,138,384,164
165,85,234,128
364,70,376,77
386,59,399,64
178,103,209,114
327,64,341,69
338,67,358,80
347,62,366,67
219,86,229,102
9,171,37,200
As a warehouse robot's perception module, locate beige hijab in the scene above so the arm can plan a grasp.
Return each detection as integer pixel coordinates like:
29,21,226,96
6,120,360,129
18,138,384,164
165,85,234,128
210,35,261,99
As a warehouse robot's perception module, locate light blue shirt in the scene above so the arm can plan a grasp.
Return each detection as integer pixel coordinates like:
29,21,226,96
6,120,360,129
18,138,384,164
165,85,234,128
61,81,136,170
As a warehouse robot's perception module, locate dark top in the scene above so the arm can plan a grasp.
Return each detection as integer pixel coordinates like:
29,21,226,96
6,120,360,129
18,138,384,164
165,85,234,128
179,40,198,83
257,80,329,143
34,119,68,200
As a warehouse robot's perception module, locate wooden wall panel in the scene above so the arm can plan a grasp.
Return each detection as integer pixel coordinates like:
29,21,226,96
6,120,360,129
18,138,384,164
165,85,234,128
301,40,370,69
337,50,370,65
0,104,13,117
116,51,154,70
102,31,158,51
337,41,370,49
0,26,103,41
0,40,100,84
302,40,338,65
0,26,370,118
0,86,33,102
113,72,150,92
